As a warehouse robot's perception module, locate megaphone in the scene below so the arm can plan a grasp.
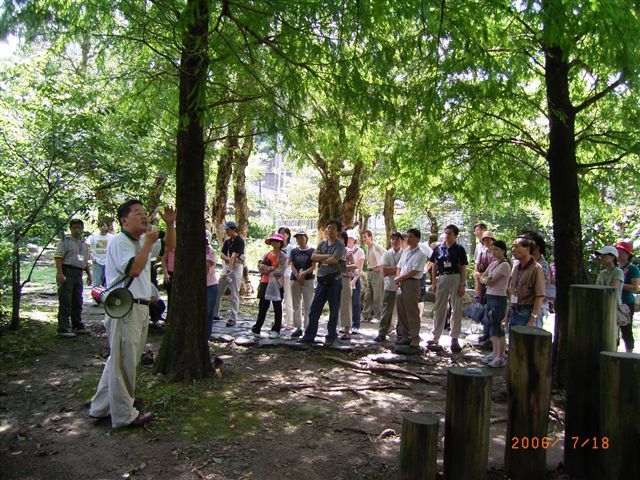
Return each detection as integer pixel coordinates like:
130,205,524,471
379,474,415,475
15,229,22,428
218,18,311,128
92,286,133,318
103,288,133,318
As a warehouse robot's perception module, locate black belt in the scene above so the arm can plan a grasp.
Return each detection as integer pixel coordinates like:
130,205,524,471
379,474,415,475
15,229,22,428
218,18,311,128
439,271,459,275
62,264,84,271
133,299,151,306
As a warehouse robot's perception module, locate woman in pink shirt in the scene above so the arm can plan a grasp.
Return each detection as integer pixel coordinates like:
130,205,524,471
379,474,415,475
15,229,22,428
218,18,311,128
206,241,219,340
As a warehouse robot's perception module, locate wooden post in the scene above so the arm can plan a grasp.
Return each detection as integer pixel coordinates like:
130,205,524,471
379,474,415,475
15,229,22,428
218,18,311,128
598,352,640,480
504,326,552,480
444,367,492,480
564,285,617,478
399,413,439,480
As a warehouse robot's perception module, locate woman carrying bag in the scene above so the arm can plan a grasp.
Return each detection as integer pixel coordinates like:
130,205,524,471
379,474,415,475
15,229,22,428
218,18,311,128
251,233,288,339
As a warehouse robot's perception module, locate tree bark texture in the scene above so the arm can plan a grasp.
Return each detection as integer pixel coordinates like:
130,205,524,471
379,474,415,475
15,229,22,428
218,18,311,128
598,352,640,480
233,121,253,295
383,186,396,248
564,285,617,478
232,122,253,240
399,413,439,480
444,367,492,480
10,244,21,330
542,3,584,390
154,0,214,382
341,159,364,229
313,152,343,230
211,128,235,240
504,326,552,480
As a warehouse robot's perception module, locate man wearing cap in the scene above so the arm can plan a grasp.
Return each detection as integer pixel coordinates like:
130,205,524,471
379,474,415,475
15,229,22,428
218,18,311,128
54,219,92,337
298,219,345,346
89,199,176,428
429,224,469,353
504,236,545,330
212,221,246,327
361,230,386,323
615,242,639,352
289,231,316,337
375,232,404,342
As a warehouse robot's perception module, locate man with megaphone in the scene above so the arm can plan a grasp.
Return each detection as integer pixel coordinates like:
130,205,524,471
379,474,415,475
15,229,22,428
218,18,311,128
89,199,176,428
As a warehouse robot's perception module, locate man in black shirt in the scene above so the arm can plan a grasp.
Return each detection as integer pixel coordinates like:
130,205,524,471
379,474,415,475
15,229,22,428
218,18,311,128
429,224,468,353
212,221,246,326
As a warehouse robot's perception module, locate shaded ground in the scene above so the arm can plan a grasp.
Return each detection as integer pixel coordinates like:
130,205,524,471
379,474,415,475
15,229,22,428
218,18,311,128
1,283,575,480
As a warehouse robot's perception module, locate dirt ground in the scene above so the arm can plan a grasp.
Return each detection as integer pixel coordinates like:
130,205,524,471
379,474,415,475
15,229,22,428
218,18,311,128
1,285,570,480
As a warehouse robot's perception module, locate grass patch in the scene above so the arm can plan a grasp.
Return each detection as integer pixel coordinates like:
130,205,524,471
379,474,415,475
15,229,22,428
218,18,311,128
0,316,58,367
134,370,262,441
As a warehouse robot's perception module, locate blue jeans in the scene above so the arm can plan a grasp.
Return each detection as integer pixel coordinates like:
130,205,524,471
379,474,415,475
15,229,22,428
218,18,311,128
301,276,342,341
509,305,533,329
485,294,507,337
351,278,362,330
206,284,219,339
92,263,106,287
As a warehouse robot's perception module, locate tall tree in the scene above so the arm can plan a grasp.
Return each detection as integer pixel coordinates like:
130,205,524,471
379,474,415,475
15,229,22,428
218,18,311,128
154,0,213,381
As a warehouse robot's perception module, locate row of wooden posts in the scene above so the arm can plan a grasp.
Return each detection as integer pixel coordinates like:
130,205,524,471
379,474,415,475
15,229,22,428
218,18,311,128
398,285,640,480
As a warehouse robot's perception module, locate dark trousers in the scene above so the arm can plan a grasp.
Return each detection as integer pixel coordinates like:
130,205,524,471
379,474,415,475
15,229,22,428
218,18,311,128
351,278,362,329
619,302,635,351
254,282,284,333
302,276,342,341
57,265,84,332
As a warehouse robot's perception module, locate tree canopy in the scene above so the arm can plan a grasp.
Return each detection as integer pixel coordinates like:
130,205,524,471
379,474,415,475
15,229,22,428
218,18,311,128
1,0,638,382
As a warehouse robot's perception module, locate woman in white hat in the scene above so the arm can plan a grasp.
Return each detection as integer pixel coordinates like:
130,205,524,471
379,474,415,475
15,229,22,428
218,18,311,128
594,246,624,299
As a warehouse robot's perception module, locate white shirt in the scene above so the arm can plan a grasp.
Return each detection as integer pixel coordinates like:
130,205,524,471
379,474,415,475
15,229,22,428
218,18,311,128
398,246,428,280
88,232,114,265
105,232,162,300
381,248,403,291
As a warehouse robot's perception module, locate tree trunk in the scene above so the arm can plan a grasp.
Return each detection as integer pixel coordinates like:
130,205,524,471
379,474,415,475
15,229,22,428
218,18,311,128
383,186,396,247
233,121,253,295
211,129,235,240
341,160,364,229
154,0,214,382
147,174,169,222
543,10,583,388
425,209,439,245
10,242,21,330
233,124,253,240
313,152,343,230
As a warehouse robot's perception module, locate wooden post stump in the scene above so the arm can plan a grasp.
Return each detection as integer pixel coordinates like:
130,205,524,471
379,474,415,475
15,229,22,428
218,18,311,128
564,285,617,478
444,367,492,480
399,413,439,480
504,326,552,480
598,352,640,480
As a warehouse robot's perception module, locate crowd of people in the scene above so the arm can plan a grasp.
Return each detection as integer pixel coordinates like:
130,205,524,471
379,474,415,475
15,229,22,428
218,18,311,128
52,206,638,427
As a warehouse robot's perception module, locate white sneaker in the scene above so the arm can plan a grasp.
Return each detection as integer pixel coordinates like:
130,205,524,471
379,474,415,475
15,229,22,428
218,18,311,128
482,353,496,364
268,331,280,339
488,356,506,368
59,331,77,338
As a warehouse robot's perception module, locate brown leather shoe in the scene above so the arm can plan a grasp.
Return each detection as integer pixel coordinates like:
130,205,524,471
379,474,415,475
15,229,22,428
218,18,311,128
129,411,154,427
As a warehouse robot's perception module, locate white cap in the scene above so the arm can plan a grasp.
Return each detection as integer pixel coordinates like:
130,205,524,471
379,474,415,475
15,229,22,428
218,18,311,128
595,246,618,258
